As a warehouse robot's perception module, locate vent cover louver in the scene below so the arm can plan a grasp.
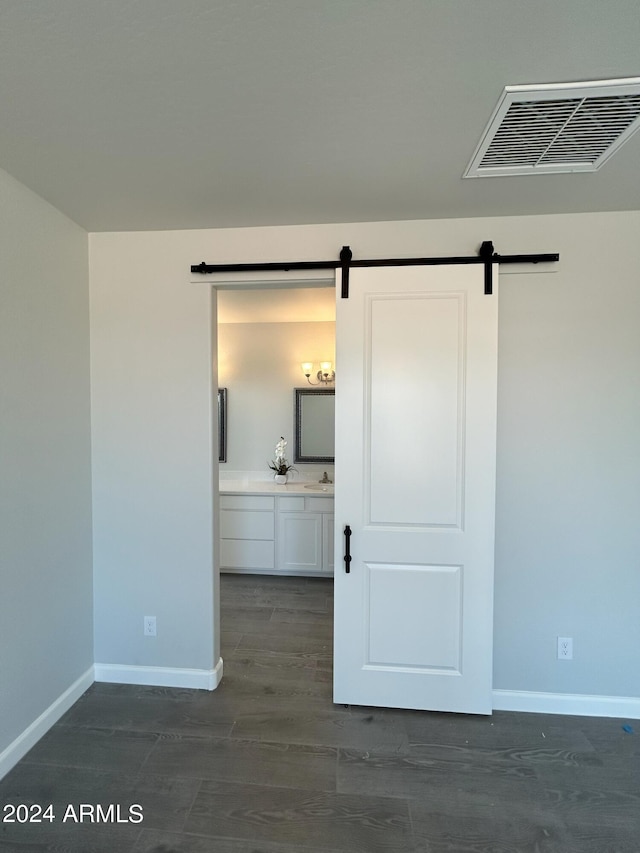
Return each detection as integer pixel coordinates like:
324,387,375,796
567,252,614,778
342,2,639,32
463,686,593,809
464,78,640,177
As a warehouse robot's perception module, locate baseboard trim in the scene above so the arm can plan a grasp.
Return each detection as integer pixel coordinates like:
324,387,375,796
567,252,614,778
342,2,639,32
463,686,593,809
94,658,224,691
493,688,640,719
0,666,94,781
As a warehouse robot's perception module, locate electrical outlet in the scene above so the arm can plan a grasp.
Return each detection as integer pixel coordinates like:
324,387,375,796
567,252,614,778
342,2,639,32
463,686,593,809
144,616,157,637
557,636,573,660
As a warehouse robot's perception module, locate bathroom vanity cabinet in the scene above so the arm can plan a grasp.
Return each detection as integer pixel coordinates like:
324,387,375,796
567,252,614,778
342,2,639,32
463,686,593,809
219,494,275,572
219,486,334,576
277,495,334,575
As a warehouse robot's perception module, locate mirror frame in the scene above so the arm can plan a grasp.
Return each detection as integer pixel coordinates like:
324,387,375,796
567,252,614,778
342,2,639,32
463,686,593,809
294,388,335,464
218,388,227,463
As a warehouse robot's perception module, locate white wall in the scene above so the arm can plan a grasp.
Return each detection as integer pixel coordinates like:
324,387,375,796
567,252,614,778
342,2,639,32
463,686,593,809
90,233,217,682
493,215,640,701
218,318,335,476
89,211,640,706
0,168,93,773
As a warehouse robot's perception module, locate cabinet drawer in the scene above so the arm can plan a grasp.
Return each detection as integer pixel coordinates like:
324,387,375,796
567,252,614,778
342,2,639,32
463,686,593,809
220,509,275,540
278,496,305,512
220,494,274,511
305,496,334,512
221,539,275,569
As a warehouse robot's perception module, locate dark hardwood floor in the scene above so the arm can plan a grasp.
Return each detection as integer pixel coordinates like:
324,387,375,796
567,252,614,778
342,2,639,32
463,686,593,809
1,573,638,851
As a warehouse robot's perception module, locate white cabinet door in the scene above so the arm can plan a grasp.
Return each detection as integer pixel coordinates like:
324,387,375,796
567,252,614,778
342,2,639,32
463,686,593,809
333,264,498,714
323,514,334,574
278,512,323,573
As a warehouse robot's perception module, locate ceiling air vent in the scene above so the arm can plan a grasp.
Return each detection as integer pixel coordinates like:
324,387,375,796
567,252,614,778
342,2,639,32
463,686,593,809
464,78,640,178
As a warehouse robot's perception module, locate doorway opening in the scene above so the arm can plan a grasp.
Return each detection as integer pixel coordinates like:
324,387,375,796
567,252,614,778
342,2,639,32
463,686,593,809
213,280,336,683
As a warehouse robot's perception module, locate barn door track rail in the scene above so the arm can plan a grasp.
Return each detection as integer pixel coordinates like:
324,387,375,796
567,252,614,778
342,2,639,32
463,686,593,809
191,241,559,298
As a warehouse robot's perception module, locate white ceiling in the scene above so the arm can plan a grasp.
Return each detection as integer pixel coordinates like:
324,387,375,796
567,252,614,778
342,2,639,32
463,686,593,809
1,0,639,232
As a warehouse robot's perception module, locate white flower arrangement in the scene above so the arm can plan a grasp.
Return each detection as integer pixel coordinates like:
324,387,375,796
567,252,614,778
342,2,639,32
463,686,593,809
268,436,296,476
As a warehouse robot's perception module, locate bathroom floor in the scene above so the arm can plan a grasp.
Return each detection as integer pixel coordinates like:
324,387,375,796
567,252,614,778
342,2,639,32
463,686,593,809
1,573,637,852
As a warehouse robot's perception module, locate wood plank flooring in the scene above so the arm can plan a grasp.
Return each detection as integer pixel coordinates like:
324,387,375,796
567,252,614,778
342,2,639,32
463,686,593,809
1,573,638,851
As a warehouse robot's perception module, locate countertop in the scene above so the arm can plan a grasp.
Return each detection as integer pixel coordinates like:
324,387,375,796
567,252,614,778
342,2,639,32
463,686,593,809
220,479,334,496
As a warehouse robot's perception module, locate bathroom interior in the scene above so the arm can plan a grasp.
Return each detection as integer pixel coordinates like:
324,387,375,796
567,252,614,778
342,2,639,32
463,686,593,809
216,285,336,579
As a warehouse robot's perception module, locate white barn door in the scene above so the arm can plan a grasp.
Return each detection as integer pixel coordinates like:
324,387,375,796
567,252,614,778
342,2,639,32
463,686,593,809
333,263,498,714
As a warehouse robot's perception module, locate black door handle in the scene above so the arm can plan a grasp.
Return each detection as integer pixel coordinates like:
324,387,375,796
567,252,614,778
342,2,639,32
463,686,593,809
344,525,352,573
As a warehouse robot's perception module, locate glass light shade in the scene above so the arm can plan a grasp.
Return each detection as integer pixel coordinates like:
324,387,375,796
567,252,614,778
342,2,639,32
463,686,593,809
301,362,314,374
320,361,332,372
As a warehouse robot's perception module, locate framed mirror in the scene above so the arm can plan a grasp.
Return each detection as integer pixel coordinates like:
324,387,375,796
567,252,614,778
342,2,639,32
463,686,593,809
218,388,227,462
294,388,335,463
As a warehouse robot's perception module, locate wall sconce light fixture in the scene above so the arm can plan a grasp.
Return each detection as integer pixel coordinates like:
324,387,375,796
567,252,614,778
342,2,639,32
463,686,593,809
301,361,335,385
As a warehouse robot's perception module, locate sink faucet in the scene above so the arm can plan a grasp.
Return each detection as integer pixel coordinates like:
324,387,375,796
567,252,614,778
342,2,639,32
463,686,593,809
319,472,333,484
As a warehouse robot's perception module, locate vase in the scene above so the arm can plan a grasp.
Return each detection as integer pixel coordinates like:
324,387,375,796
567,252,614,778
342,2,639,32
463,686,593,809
274,474,287,485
